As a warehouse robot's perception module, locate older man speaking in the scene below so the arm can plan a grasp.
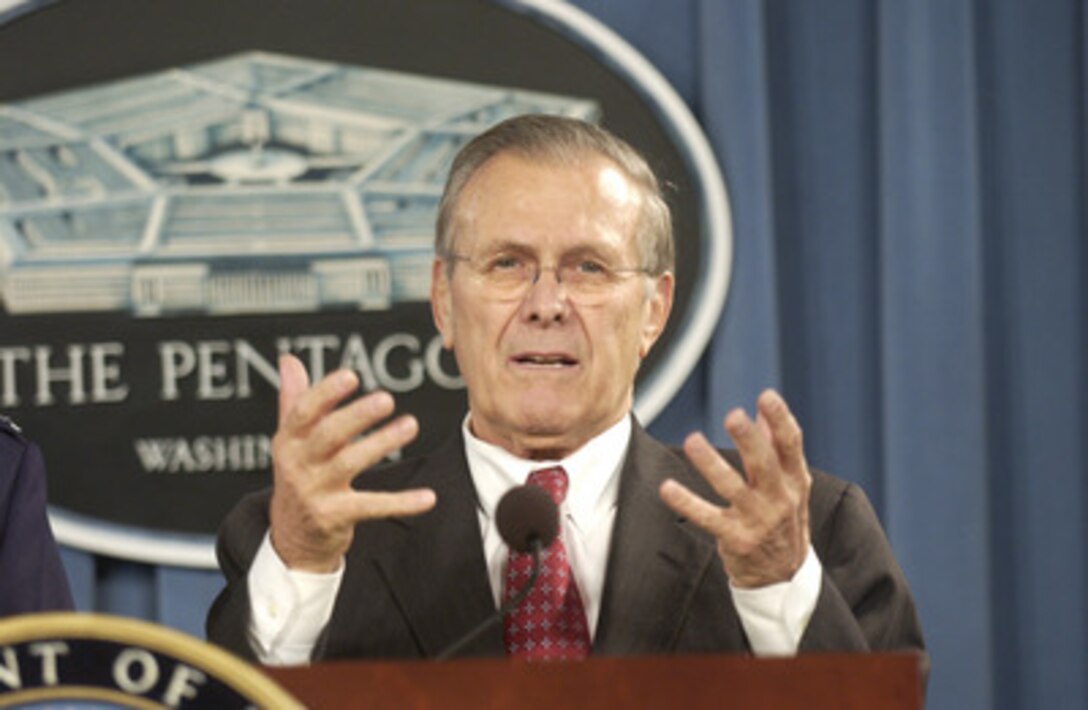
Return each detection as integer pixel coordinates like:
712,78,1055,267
207,115,923,665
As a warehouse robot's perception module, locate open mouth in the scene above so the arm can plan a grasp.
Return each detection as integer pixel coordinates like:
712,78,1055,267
512,353,578,368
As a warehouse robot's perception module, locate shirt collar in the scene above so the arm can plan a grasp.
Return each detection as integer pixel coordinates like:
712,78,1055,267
463,414,631,531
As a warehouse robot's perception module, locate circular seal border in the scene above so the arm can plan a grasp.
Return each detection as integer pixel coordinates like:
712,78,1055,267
0,612,302,708
30,0,734,567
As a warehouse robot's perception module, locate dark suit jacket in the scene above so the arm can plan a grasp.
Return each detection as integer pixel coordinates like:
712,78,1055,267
0,417,74,616
207,421,924,661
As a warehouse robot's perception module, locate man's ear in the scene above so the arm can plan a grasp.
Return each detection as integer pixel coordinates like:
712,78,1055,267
639,271,674,358
431,258,455,349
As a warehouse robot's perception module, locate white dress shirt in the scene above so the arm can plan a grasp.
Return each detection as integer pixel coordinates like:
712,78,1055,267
247,415,822,664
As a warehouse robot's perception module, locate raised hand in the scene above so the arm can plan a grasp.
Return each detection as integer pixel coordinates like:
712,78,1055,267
659,389,812,588
268,354,437,572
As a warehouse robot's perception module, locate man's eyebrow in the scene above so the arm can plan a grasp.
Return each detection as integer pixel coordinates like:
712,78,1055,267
497,241,535,252
566,243,614,256
561,243,626,262
473,240,622,261
473,241,535,257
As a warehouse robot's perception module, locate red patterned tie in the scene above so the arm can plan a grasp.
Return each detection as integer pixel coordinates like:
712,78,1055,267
502,466,591,660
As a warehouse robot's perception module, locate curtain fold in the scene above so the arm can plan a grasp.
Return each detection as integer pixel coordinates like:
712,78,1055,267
699,0,785,426
973,2,1088,707
876,2,994,708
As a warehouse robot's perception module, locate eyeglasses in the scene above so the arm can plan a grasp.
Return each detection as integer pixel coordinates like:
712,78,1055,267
446,251,651,303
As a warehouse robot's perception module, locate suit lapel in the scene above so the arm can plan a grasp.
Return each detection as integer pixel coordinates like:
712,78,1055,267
593,421,721,654
358,422,731,657
367,432,504,658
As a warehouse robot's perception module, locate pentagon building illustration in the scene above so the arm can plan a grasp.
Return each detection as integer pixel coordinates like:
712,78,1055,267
0,51,597,316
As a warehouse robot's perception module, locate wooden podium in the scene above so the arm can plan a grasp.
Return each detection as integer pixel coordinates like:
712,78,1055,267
264,652,924,709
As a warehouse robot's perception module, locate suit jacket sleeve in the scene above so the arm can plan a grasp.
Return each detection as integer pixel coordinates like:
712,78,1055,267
205,489,273,660
206,437,496,663
801,475,925,657
0,433,74,616
598,431,925,661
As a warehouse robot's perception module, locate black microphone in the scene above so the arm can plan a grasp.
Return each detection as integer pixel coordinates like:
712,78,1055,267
494,483,560,553
433,484,558,660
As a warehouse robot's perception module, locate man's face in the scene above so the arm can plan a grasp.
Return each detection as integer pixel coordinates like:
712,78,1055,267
431,152,673,459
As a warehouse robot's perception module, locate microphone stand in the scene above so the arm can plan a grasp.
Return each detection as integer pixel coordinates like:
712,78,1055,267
434,538,543,661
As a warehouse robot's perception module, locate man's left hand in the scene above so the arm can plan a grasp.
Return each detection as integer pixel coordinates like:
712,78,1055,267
659,389,812,588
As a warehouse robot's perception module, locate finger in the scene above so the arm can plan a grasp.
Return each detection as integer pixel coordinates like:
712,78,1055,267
278,354,310,429
659,479,735,538
340,487,437,522
282,367,360,434
757,389,807,476
328,414,419,486
682,431,747,502
755,408,774,447
308,390,398,461
724,406,779,490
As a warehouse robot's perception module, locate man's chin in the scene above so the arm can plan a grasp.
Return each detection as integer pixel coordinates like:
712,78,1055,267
506,407,618,457
513,414,573,441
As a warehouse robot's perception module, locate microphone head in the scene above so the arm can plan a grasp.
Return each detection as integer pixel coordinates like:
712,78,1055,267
495,484,559,553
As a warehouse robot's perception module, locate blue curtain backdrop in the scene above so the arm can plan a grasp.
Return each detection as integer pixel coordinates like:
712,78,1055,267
32,1,1088,709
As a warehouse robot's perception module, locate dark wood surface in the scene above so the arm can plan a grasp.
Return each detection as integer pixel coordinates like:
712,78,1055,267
263,652,924,709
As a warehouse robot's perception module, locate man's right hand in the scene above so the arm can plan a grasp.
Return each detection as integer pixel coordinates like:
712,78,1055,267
268,354,437,572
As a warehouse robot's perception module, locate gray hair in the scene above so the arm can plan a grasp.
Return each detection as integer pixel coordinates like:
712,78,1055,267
435,114,674,276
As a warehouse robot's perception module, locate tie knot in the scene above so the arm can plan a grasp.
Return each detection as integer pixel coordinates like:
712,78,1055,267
526,466,568,506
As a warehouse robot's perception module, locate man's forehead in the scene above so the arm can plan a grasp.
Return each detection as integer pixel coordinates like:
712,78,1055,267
468,149,634,192
595,163,642,212
452,152,641,229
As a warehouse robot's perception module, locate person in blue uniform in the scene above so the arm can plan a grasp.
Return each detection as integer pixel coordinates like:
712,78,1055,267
0,415,74,616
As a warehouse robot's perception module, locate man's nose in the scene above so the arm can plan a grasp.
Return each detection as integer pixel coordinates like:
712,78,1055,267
521,265,570,321
530,264,565,285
